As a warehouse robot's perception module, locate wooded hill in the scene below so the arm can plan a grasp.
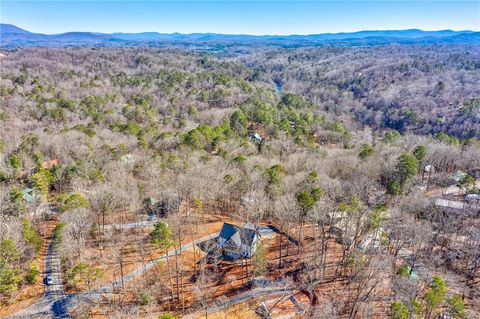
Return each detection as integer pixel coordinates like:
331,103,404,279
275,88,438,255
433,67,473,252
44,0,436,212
0,47,479,318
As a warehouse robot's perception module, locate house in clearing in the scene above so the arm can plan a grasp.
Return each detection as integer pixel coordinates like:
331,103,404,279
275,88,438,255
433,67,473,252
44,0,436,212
22,188,40,204
250,132,263,143
218,222,260,259
141,192,183,218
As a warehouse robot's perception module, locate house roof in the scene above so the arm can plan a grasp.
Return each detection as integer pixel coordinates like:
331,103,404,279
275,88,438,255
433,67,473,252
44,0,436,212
41,159,60,169
252,133,262,141
452,170,467,182
219,223,258,247
144,197,158,206
22,188,38,203
405,266,419,281
244,221,256,230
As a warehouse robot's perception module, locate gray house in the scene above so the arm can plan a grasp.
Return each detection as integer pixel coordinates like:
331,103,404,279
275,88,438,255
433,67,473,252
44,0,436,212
218,222,260,259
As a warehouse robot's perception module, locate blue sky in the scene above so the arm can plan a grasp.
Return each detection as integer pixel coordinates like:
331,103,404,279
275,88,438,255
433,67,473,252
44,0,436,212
1,1,479,35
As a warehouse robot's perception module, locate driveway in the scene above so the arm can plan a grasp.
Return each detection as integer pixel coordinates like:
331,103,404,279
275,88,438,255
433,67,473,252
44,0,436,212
7,232,220,318
434,198,480,211
6,237,70,319
258,225,277,237
101,219,158,231
8,227,277,318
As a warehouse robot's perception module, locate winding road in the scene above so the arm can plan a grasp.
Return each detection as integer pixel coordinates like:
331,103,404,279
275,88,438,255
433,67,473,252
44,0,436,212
8,225,280,318
7,232,219,319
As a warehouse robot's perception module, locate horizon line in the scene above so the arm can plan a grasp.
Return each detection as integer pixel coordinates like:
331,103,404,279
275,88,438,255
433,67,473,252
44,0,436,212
1,23,478,37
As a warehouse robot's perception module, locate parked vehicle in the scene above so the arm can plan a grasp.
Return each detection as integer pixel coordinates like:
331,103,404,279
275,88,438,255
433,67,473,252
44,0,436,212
45,275,53,285
465,193,480,202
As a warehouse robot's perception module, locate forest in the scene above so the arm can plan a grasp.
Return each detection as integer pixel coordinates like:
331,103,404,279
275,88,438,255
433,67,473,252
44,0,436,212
0,46,479,319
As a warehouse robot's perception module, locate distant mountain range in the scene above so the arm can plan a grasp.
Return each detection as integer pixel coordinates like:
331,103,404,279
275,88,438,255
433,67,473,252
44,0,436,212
1,24,479,48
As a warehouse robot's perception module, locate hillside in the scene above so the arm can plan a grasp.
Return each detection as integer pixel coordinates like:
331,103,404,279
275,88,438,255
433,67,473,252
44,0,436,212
235,45,480,139
1,47,479,318
0,24,31,34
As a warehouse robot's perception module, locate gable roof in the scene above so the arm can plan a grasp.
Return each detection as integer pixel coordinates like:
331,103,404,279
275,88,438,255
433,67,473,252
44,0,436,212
219,223,258,248
244,221,256,230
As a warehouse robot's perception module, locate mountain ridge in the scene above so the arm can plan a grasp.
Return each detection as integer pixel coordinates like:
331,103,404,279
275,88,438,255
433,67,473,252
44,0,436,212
1,23,478,48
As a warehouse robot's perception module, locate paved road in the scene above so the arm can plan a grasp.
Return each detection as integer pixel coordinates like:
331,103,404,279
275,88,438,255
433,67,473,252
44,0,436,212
89,232,219,296
434,198,480,211
7,232,219,318
101,219,158,231
6,237,71,319
82,226,275,297
8,228,279,318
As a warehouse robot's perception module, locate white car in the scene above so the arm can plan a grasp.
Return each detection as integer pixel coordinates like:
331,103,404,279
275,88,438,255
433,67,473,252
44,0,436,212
45,275,53,285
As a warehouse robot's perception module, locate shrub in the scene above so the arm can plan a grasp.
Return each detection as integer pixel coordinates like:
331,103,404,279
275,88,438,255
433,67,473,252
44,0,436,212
252,243,267,277
396,265,411,277
57,193,90,212
46,107,66,121
383,130,401,142
0,111,10,121
437,132,460,145
224,173,233,184
425,276,447,317
150,221,173,250
233,155,246,163
25,264,39,284
391,301,410,319
230,110,248,134
56,98,75,111
446,294,467,319
139,291,154,305
22,219,43,253
0,240,23,293
52,222,66,247
388,153,418,195
66,262,103,289
32,169,55,198
9,154,22,174
74,124,96,137
358,144,374,159
9,187,24,209
412,145,427,162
